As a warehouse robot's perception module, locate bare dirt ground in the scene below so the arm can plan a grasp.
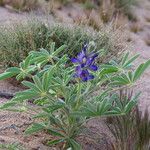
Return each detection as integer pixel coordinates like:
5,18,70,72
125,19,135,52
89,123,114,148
0,1,149,149
129,0,150,113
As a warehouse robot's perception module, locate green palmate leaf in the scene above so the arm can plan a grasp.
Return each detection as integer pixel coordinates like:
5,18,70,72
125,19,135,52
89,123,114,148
24,55,32,68
13,90,38,102
48,115,64,129
0,101,17,109
31,56,47,64
72,101,112,117
133,60,150,82
111,74,130,86
43,103,65,113
33,113,48,119
52,45,67,56
128,71,133,82
0,72,16,80
32,75,43,91
52,77,63,85
97,100,112,115
40,48,50,55
42,68,55,91
113,95,124,110
20,55,32,70
110,60,119,67
107,107,123,115
121,52,129,65
22,81,41,92
47,139,64,146
113,107,122,113
50,42,55,53
47,128,65,137
30,50,50,65
123,54,139,68
69,139,82,150
124,100,137,113
95,90,109,102
6,67,21,74
112,75,128,83
55,54,68,66
25,123,46,135
100,67,118,76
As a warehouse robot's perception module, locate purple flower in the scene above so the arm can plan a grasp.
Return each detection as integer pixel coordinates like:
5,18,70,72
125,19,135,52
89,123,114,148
71,43,98,82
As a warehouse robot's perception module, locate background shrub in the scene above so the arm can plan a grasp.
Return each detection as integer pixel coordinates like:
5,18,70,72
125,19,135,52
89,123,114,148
114,0,138,10
114,0,138,20
2,0,39,11
0,17,127,68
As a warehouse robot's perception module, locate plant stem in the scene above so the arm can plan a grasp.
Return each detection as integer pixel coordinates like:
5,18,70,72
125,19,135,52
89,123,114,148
75,80,81,109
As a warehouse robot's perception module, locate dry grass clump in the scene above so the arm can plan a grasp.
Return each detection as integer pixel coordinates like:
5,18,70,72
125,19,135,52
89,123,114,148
0,17,128,67
106,90,150,150
0,19,51,67
107,107,150,150
73,10,102,30
1,0,39,11
113,0,138,11
130,22,143,33
145,17,150,23
144,34,150,46
73,0,129,30
99,0,115,23
91,0,138,23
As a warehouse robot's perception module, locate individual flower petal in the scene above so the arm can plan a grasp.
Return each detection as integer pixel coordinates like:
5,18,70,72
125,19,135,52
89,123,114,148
73,73,78,78
87,74,94,80
81,63,85,68
86,58,93,66
80,70,90,82
80,70,88,81
76,66,82,74
71,58,79,63
77,51,85,62
80,69,88,77
82,43,88,52
89,65,98,71
91,53,98,60
82,77,88,82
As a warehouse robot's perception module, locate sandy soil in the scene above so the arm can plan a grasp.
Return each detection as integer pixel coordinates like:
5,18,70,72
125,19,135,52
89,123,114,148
0,1,149,149
128,0,150,113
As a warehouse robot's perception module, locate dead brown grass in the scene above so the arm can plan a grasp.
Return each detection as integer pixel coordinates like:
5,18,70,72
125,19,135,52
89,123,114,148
1,0,39,11
130,22,143,33
144,34,150,46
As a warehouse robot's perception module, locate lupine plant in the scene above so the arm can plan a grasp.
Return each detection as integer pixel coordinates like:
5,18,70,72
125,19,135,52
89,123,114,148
0,42,149,149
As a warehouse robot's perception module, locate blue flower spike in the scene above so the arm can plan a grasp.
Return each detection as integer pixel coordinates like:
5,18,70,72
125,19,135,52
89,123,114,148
71,43,98,82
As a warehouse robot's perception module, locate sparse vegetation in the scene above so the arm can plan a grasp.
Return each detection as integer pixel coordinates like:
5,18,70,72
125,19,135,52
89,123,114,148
0,143,25,150
114,0,139,20
0,18,127,67
130,22,143,33
82,0,96,10
114,0,138,11
106,90,150,150
1,0,39,11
